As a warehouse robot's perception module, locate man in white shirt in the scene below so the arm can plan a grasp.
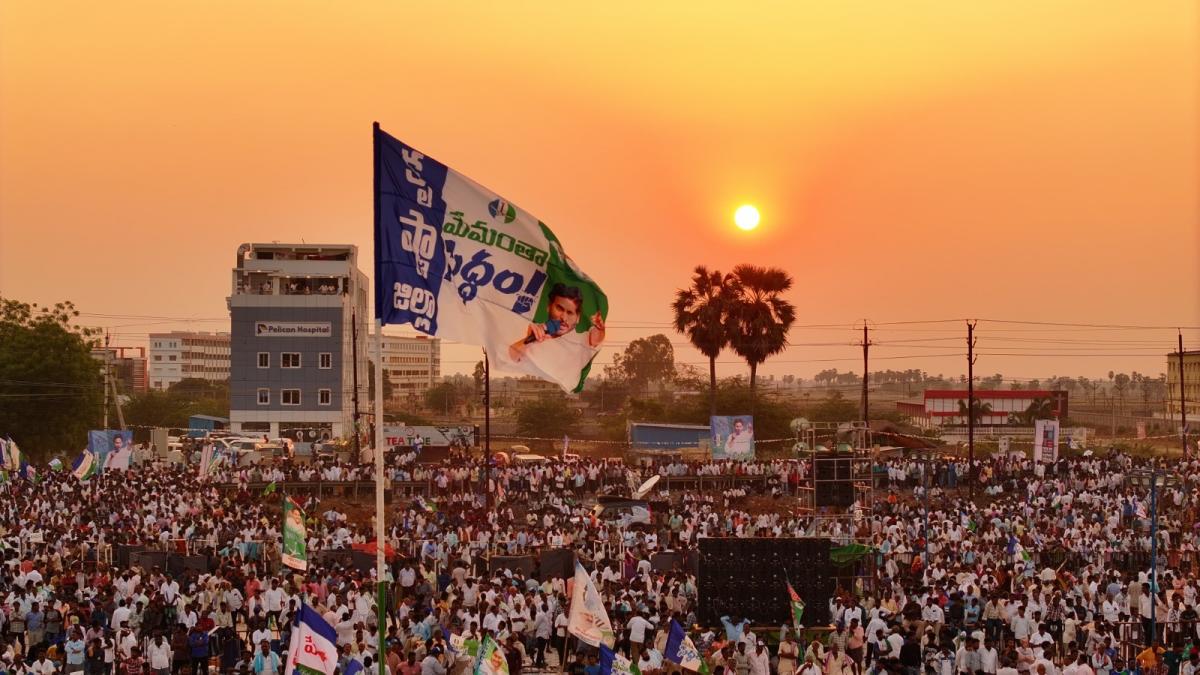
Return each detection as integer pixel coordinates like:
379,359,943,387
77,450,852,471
147,634,172,675
627,611,653,661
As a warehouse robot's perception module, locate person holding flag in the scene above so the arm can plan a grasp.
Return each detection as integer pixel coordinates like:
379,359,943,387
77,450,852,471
284,604,339,675
568,562,616,649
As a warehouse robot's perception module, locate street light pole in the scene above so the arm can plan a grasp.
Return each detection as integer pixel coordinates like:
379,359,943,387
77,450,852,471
1150,467,1160,644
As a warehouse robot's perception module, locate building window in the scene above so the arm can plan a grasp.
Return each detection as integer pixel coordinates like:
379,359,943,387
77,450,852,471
257,389,270,405
282,353,301,369
281,389,301,405
319,353,332,369
153,355,162,362
168,355,176,361
257,352,270,368
319,389,331,405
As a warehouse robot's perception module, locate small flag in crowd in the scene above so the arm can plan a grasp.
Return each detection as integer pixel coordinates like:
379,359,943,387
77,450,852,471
600,644,641,675
444,628,480,658
72,449,98,481
282,496,308,571
199,445,223,480
416,495,438,513
284,604,338,675
475,635,509,675
1,438,22,473
343,659,364,675
665,619,709,675
786,581,805,632
568,562,616,648
262,481,277,497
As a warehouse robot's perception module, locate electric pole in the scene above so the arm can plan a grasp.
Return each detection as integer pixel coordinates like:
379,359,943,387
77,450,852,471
967,320,977,498
103,331,110,429
1180,331,1188,457
352,311,361,458
860,321,871,423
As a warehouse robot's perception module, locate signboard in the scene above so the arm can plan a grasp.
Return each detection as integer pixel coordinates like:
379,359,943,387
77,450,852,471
382,425,476,448
710,415,755,460
1034,419,1060,464
998,436,1010,454
374,127,609,392
254,321,332,338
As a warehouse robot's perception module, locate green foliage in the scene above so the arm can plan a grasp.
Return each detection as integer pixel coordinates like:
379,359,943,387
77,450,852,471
725,265,796,412
808,390,860,423
515,394,580,439
672,266,732,415
609,334,675,392
0,298,103,459
424,380,473,414
367,359,394,401
123,378,230,429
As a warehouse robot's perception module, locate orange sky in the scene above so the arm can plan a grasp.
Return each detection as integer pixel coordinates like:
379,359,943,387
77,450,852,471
1,2,1197,381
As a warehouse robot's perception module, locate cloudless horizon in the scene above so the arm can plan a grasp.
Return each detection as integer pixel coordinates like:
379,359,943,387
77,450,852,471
2,2,1198,383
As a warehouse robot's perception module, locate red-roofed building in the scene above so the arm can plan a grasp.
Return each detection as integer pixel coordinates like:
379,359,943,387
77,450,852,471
897,390,1068,429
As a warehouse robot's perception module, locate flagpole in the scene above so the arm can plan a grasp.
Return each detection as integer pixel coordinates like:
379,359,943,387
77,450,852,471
372,121,388,675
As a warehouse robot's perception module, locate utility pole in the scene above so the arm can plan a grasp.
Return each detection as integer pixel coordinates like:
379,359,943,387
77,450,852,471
860,321,871,423
484,351,492,514
102,332,110,429
1180,331,1188,457
351,311,361,459
967,320,977,498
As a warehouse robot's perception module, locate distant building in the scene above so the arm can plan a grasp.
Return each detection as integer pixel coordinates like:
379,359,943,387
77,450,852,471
227,243,369,439
91,346,148,394
1166,350,1200,420
148,331,231,390
897,389,1068,429
380,335,441,405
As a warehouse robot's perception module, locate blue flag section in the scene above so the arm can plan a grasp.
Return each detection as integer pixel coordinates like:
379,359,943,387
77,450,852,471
373,125,609,392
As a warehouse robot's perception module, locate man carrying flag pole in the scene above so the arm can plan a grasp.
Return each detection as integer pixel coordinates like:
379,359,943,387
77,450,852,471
786,581,806,635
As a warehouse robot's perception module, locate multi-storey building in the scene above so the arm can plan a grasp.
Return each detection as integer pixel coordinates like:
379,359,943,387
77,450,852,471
1167,350,1200,420
148,332,231,390
227,243,369,439
380,335,441,405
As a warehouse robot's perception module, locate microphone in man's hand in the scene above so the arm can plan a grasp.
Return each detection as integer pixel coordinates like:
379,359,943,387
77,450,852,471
523,319,562,344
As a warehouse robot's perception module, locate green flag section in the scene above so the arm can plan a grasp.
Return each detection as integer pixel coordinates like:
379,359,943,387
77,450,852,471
475,636,509,675
786,581,805,631
282,496,308,571
830,543,875,566
262,481,277,497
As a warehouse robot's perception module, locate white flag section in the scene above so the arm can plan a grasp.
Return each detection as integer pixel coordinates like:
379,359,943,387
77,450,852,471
285,604,338,675
475,635,510,675
568,562,616,648
375,127,609,392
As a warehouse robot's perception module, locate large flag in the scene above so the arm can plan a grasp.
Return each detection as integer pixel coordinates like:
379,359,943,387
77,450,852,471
665,619,709,675
444,628,479,658
568,562,616,648
71,449,98,481
475,635,509,675
284,604,338,675
282,496,308,571
2,438,21,472
374,126,609,392
786,582,806,632
599,644,641,675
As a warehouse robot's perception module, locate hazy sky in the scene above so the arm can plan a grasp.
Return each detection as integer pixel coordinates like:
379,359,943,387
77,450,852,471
2,2,1197,382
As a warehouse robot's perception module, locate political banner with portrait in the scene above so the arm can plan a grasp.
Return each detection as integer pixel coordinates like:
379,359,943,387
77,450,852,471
282,496,308,571
374,126,608,392
710,415,755,460
87,430,134,473
1034,419,1060,464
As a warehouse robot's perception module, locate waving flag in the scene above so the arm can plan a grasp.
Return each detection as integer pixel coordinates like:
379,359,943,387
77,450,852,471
475,635,509,675
343,660,364,675
374,126,609,392
665,619,709,675
600,644,641,675
2,438,21,472
568,562,615,648
444,627,480,658
786,581,806,632
72,449,97,481
198,445,223,480
284,604,338,675
282,496,308,571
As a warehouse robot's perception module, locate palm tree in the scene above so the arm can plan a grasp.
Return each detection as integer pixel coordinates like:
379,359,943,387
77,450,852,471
672,266,732,417
1008,397,1055,425
956,398,994,426
725,264,796,415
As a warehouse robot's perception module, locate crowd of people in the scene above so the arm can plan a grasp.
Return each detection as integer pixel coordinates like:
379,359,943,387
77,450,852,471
0,444,1197,675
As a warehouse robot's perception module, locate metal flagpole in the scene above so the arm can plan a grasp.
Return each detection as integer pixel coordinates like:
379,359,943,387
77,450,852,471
375,318,387,675
372,120,387,675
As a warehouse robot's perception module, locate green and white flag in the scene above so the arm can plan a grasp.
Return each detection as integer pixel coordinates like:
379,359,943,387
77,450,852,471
282,496,308,571
475,635,509,675
375,128,610,392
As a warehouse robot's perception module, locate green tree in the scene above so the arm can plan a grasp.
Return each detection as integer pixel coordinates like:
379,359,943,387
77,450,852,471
123,390,192,428
367,360,395,402
672,266,732,417
0,298,103,459
810,390,859,422
1007,397,1055,426
956,398,994,425
725,265,796,415
515,394,580,438
425,381,472,416
610,334,675,393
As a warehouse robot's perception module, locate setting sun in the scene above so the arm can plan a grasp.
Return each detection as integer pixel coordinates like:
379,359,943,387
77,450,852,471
734,204,760,231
